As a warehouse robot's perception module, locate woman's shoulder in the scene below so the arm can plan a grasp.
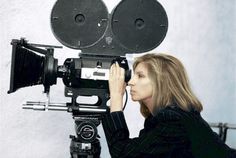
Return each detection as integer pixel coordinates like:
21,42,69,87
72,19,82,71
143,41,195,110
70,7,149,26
142,106,189,137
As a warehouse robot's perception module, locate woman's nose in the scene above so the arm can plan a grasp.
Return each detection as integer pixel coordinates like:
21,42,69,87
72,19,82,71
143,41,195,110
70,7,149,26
128,76,134,86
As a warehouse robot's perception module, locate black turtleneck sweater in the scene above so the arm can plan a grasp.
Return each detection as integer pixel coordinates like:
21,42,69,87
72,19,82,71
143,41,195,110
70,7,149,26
102,106,235,158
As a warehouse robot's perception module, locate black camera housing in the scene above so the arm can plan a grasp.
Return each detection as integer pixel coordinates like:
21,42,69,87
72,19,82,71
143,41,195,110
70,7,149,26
8,0,168,114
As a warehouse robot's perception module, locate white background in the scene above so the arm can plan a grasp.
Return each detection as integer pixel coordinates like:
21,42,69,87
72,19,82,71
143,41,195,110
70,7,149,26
0,0,235,157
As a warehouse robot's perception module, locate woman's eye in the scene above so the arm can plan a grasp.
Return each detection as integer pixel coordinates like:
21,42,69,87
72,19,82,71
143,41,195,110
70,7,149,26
138,74,144,78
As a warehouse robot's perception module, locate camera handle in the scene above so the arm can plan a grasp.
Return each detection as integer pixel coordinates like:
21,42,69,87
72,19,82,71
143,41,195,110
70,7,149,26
23,91,67,111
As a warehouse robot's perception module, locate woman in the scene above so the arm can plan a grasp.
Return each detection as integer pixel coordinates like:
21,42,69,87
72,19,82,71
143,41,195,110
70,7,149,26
102,53,235,158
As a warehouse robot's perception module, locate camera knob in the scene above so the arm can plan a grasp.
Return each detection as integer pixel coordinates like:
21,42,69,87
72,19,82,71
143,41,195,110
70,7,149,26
96,61,102,68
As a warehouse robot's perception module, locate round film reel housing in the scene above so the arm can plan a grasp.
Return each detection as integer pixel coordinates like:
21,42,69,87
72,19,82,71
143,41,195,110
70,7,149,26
111,0,168,53
51,0,109,49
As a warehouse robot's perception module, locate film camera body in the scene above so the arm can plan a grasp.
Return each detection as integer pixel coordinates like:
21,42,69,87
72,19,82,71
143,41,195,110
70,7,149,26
8,0,168,157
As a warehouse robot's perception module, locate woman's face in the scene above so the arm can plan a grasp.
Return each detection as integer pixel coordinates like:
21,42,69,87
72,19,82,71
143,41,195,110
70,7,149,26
128,62,153,106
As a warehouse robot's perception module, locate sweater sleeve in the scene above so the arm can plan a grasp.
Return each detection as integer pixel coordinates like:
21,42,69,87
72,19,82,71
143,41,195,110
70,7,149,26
102,110,190,158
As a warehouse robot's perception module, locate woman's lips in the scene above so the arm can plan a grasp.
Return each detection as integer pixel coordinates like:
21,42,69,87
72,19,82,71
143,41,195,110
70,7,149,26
130,90,135,95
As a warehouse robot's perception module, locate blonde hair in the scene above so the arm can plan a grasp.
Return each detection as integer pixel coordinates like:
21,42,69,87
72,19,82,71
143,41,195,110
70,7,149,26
133,53,203,118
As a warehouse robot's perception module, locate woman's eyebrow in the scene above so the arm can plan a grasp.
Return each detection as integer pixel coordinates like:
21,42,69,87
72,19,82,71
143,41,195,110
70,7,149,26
134,71,145,75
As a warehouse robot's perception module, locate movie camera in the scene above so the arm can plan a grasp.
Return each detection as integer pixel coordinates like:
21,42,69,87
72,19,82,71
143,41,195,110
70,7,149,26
7,0,168,157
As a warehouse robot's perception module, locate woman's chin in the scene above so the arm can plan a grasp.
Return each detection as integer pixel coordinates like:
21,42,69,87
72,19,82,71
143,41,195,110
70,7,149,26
131,96,138,101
